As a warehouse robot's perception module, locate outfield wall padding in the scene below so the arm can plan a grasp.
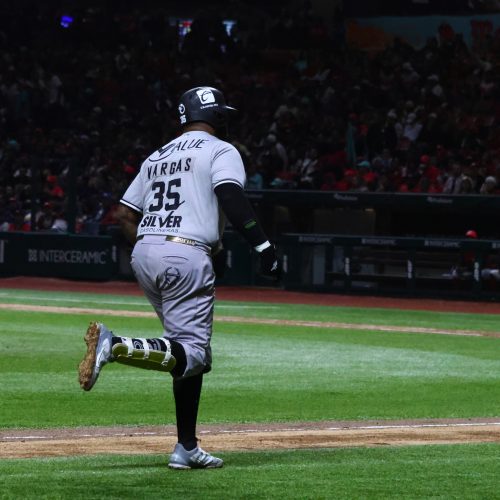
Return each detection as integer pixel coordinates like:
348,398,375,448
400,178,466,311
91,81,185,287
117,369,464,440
0,232,117,280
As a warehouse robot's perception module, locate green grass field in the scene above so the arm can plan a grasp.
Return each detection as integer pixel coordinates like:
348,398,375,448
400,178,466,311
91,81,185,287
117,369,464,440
1,287,499,499
2,445,500,500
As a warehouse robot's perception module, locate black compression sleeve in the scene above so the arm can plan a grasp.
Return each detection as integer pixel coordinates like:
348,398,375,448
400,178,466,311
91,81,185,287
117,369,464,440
214,182,269,249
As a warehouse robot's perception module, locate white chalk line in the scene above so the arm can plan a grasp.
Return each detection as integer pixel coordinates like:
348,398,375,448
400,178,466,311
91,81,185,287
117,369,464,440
0,292,278,310
0,303,498,338
0,293,148,307
3,422,500,441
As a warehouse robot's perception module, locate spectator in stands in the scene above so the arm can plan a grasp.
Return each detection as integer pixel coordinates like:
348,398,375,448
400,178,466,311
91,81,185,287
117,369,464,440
479,175,498,194
442,162,464,194
43,174,64,200
5,210,30,232
36,202,55,231
50,211,68,232
258,134,288,174
2,1,500,239
449,229,477,280
245,164,264,190
401,112,423,146
380,110,400,151
298,147,320,189
401,62,420,89
458,175,475,194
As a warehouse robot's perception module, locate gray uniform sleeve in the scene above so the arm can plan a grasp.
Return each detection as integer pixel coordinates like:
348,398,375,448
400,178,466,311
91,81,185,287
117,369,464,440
120,170,144,213
211,143,246,189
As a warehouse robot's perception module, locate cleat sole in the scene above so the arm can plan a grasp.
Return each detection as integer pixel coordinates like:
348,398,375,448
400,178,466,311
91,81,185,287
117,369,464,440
78,322,100,391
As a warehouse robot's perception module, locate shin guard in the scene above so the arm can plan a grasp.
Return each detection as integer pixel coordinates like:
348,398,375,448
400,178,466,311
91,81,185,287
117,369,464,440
112,337,176,372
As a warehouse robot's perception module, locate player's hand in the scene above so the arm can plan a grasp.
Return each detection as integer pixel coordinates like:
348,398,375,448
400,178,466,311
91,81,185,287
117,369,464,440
259,245,280,280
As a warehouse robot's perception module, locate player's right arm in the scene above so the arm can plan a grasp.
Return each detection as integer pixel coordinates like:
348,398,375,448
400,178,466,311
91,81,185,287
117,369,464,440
116,204,141,245
118,169,144,244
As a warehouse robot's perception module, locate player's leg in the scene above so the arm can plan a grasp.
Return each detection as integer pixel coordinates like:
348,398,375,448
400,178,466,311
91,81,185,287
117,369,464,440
110,336,175,371
78,321,187,391
79,240,199,390
79,241,184,390
112,240,210,376
168,372,223,469
143,241,215,378
107,240,184,370
110,335,188,374
124,242,221,468
172,373,203,452
152,244,222,469
78,254,178,390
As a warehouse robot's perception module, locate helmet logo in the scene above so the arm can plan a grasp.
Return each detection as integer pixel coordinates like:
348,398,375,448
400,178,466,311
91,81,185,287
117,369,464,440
196,88,215,104
178,103,186,124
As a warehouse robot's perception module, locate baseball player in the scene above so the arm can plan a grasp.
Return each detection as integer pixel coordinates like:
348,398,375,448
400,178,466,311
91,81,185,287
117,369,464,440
78,86,279,470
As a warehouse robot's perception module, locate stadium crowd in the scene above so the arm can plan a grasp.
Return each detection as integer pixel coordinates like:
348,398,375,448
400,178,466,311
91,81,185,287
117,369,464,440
1,1,500,233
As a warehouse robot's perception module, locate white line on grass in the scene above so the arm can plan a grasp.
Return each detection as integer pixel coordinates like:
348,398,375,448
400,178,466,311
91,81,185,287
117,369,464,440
0,303,498,337
2,432,167,440
326,422,500,431
204,422,500,434
217,305,282,309
0,293,148,306
4,422,500,441
0,293,278,309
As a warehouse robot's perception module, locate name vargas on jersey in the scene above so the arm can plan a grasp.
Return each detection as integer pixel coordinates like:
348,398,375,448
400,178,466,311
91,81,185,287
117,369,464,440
146,157,193,180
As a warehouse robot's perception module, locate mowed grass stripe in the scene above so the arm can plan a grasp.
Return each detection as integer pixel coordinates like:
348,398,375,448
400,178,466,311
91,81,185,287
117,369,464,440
0,302,497,338
1,309,499,426
1,445,500,499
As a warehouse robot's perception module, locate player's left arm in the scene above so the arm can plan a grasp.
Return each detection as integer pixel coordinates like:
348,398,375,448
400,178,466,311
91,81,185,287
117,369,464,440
116,204,141,245
211,143,279,279
214,182,279,279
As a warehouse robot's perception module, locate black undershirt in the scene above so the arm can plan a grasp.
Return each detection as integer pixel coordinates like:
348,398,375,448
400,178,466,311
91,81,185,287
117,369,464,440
214,182,268,248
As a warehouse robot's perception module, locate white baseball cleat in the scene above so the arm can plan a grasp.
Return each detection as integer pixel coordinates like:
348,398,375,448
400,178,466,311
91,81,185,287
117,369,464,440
168,443,223,470
78,322,113,391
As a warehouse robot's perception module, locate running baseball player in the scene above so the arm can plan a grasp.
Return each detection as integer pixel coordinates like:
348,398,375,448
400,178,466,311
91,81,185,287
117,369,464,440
78,86,279,470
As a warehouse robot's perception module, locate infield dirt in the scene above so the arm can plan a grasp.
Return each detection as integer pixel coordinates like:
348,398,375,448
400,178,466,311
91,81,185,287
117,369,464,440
1,419,499,459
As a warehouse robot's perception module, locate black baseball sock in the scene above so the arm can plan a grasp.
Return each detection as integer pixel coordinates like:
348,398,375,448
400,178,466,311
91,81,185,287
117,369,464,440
169,341,187,377
173,373,203,451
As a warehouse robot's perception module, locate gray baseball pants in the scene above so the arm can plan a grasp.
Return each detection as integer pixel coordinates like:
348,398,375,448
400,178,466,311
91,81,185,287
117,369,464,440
130,235,215,378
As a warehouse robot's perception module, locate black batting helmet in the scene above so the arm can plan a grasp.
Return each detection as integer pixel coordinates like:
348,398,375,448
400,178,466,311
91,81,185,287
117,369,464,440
178,86,236,129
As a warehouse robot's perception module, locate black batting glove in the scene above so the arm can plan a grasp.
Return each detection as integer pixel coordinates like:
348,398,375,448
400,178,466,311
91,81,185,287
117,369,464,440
259,244,280,280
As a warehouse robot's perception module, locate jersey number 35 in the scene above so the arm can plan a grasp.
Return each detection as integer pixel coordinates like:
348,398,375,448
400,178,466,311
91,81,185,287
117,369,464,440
149,179,183,212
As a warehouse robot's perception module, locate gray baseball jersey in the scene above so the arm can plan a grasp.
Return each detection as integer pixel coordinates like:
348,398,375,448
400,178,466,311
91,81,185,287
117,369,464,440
120,131,245,378
120,131,246,246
